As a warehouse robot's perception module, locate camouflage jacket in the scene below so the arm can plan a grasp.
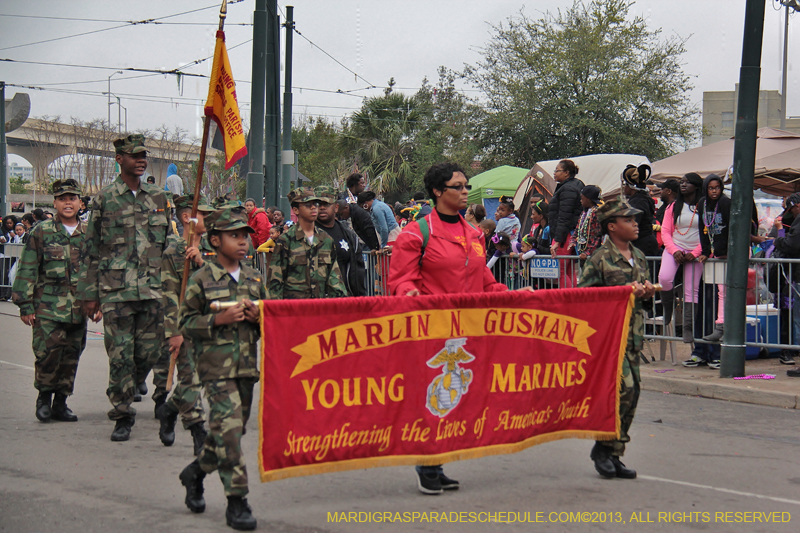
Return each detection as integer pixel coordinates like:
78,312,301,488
179,260,266,382
12,217,87,323
578,238,649,363
162,235,216,339
77,176,169,304
267,223,348,299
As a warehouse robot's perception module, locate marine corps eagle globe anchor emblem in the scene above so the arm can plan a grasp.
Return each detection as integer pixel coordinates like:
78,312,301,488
426,338,475,417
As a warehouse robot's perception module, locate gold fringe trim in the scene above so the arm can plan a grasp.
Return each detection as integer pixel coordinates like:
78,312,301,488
259,429,616,483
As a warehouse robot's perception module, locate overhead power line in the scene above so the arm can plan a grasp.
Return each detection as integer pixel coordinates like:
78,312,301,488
0,0,246,52
0,14,252,26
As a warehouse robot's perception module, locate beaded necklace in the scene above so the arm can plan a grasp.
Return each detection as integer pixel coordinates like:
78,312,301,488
575,206,596,251
674,203,697,236
702,198,720,254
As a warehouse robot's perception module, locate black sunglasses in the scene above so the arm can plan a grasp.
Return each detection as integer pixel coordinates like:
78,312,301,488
442,184,472,192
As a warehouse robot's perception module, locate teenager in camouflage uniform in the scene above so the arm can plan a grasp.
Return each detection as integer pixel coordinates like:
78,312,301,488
77,134,170,442
12,179,93,423
178,206,265,531
578,197,655,479
153,194,215,453
267,187,348,299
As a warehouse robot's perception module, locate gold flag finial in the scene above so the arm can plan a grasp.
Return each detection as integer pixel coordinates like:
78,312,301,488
218,0,227,31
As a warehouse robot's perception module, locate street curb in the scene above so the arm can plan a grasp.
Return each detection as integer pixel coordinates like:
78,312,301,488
641,375,800,409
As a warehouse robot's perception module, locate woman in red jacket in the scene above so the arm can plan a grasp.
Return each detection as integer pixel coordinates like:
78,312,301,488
389,162,512,495
244,198,272,248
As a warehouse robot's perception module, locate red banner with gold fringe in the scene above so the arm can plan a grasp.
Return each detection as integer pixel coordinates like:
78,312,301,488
258,287,634,482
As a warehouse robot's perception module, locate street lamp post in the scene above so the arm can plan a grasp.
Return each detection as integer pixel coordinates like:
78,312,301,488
779,1,799,130
107,71,123,128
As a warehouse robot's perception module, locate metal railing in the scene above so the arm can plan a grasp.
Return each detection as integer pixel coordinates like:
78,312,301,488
255,250,800,355
0,243,25,292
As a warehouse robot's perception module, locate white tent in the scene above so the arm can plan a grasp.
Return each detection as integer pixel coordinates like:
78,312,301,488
513,153,650,237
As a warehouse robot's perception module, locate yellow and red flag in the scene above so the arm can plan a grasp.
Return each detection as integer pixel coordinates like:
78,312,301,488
204,30,247,169
257,286,634,482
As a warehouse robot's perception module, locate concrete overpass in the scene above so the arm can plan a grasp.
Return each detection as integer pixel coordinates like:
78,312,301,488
6,118,219,192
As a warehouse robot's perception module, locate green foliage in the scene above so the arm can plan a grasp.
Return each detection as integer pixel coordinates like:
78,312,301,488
465,0,700,167
9,175,30,194
292,117,348,186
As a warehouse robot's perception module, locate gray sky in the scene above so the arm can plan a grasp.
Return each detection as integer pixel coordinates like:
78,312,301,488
1,0,797,166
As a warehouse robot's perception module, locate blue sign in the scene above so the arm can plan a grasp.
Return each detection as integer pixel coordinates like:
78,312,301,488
530,257,559,279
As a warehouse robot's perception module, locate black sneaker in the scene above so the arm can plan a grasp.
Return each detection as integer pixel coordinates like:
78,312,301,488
779,352,796,365
787,367,800,377
110,418,134,441
708,360,721,370
226,496,256,530
416,470,443,495
439,472,460,490
682,355,708,367
179,460,206,514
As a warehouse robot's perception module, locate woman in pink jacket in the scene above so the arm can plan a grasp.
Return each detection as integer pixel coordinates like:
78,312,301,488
659,172,704,344
389,162,508,496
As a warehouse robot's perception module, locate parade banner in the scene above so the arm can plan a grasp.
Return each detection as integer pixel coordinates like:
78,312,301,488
258,287,634,482
204,29,247,169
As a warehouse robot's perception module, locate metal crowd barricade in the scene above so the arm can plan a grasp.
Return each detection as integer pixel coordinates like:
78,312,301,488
258,245,800,359
0,242,25,293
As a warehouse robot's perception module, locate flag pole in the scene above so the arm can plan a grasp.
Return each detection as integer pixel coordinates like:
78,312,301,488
167,0,228,391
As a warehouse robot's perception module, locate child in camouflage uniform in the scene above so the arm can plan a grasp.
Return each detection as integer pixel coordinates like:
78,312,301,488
178,206,265,531
578,197,655,480
12,178,93,422
154,193,216,454
267,187,348,299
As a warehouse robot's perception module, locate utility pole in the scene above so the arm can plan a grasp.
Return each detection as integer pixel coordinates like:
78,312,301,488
281,6,295,204
0,82,7,217
246,0,267,205
720,0,766,378
265,0,281,210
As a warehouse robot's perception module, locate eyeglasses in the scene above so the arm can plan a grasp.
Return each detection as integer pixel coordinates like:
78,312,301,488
442,183,472,192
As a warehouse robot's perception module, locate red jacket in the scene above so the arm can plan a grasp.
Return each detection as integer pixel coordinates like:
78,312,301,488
247,208,272,248
389,211,508,296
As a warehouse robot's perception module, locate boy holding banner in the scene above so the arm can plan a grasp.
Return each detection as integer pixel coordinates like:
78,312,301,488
578,197,655,480
177,207,265,531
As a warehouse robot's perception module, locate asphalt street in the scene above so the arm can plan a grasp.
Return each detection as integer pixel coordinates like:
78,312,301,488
0,300,799,533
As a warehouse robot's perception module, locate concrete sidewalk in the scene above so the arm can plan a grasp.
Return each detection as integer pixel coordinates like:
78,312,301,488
640,339,800,409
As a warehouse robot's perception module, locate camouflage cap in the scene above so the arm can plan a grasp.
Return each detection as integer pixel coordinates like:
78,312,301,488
287,187,323,204
205,206,255,233
173,193,215,213
211,196,242,209
113,134,148,155
51,178,81,198
596,197,642,223
313,185,337,203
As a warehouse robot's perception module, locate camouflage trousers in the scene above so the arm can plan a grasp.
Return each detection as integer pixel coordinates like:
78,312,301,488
198,378,256,497
163,341,205,429
151,340,170,405
32,317,87,395
102,299,164,421
596,354,640,457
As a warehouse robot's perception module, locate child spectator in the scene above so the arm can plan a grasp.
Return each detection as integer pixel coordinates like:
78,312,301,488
495,196,521,242
572,185,604,261
486,231,512,271
578,197,655,480
178,207,266,530
529,199,551,254
697,174,730,345
479,219,497,258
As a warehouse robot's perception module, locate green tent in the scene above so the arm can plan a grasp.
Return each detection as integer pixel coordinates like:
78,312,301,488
467,165,530,215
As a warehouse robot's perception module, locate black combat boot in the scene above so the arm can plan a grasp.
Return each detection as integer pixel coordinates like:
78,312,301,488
110,417,134,441
153,395,166,418
189,422,208,457
226,496,257,530
155,403,177,446
610,456,637,479
35,391,52,422
51,393,78,422
590,442,616,478
179,460,206,513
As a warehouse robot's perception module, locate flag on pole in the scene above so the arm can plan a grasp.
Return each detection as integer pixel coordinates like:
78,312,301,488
204,30,248,169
